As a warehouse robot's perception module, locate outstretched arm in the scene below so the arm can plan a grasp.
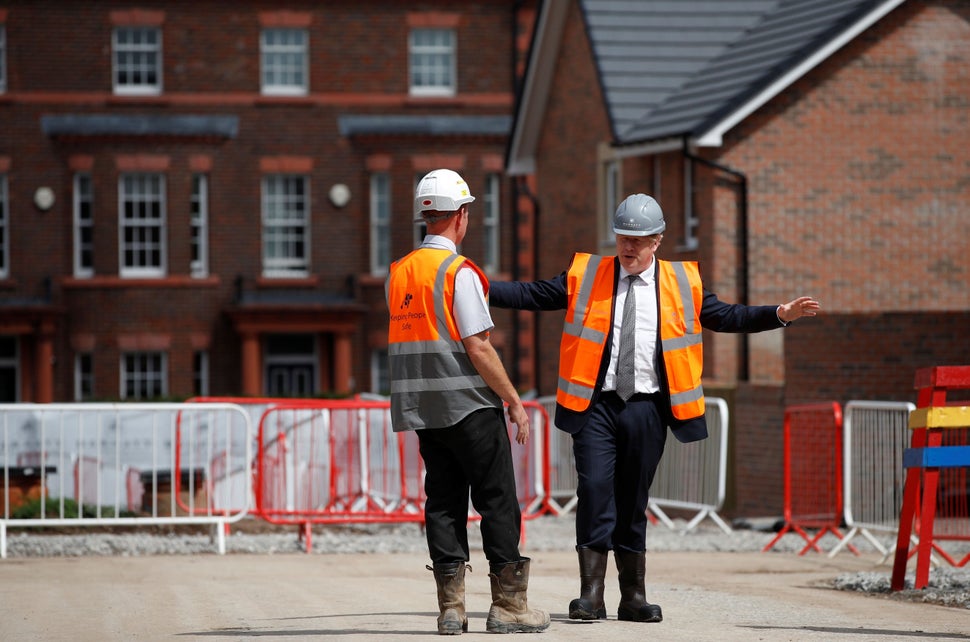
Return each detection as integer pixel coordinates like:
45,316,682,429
489,273,569,311
701,292,821,332
776,296,821,324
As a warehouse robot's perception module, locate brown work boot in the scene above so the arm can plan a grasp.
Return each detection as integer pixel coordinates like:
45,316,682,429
614,550,663,623
568,546,608,620
428,562,469,635
485,558,550,633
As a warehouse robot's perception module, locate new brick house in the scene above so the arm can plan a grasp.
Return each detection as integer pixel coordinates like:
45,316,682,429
0,1,536,402
504,0,969,515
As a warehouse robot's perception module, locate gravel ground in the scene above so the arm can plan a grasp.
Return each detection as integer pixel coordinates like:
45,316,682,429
4,515,969,610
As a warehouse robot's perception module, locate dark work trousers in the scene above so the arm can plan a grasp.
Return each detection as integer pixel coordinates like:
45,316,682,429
572,391,668,553
417,407,522,566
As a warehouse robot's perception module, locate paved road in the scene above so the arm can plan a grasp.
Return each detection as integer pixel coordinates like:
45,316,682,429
1,550,967,641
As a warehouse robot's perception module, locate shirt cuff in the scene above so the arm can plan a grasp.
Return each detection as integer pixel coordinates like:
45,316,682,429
776,307,791,327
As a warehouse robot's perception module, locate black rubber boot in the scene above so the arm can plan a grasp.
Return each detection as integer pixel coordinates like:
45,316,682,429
615,550,663,623
568,547,608,620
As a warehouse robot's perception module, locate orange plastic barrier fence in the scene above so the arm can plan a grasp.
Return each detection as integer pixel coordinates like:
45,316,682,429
891,366,970,591
763,402,857,555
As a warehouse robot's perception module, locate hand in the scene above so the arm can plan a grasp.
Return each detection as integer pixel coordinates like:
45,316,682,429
507,403,531,445
778,296,821,323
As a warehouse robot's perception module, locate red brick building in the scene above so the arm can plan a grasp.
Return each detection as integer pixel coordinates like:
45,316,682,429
506,0,969,515
0,1,536,402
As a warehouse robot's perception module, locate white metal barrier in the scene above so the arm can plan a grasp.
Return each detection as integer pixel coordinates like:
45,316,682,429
537,395,731,532
0,403,252,558
649,397,732,533
828,400,915,559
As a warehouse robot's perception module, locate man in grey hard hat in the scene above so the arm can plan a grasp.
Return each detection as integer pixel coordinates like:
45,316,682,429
488,193,820,625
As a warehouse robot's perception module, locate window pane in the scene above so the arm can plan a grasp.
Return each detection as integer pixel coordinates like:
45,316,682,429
261,28,308,95
120,173,166,277
193,351,209,397
262,175,308,276
409,29,455,95
370,173,391,275
76,353,94,401
74,174,94,277
483,174,500,273
190,174,208,277
122,352,166,400
113,27,161,94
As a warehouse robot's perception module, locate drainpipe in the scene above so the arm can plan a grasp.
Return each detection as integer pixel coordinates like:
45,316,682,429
682,143,750,381
511,175,541,391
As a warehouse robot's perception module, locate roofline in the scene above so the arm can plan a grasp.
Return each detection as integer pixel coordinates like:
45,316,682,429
506,0,570,176
695,0,907,147
608,136,683,159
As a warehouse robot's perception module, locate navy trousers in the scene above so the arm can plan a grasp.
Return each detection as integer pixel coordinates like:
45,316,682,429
417,407,522,565
572,391,668,552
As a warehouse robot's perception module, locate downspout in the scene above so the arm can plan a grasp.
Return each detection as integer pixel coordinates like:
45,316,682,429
512,175,542,392
682,142,750,381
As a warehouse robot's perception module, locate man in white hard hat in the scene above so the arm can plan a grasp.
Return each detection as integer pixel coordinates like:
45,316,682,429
386,169,550,635
489,193,820,625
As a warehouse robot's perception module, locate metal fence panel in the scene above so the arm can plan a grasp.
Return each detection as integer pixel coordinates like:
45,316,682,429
0,403,252,558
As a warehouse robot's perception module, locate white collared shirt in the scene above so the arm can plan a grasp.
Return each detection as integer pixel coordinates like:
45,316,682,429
604,259,661,395
420,235,494,339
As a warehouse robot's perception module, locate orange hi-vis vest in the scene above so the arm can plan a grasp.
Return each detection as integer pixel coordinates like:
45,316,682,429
386,247,501,431
557,253,706,421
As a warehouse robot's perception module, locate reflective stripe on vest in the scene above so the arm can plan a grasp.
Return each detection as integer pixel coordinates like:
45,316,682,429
556,254,614,410
386,248,501,431
556,254,705,421
657,261,705,420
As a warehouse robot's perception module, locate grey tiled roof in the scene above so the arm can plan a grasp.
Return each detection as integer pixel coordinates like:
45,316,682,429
580,0,891,145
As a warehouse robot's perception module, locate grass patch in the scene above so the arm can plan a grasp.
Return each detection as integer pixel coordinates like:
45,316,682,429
11,497,138,519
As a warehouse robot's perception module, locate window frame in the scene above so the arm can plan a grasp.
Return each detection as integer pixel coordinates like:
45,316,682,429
370,348,389,396
482,174,501,274
118,173,167,278
369,172,391,276
120,351,167,400
112,26,163,96
412,173,428,249
261,174,309,278
75,352,94,401
408,28,456,97
190,174,209,278
260,28,309,96
74,173,94,278
193,350,209,397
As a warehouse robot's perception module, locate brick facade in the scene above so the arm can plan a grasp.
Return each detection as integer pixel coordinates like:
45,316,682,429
513,0,969,517
0,1,534,401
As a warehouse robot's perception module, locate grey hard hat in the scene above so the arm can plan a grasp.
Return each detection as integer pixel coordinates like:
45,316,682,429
613,194,666,236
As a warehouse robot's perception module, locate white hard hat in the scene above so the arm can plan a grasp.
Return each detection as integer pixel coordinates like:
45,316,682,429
613,193,666,236
414,169,475,221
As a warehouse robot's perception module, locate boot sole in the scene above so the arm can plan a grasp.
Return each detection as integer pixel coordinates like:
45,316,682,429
617,607,663,623
568,607,606,620
485,619,551,633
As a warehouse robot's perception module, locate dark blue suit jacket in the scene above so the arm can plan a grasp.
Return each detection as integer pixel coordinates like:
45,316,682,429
489,256,786,443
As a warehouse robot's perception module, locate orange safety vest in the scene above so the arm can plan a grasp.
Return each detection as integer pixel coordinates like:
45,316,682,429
386,247,501,431
557,254,706,421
